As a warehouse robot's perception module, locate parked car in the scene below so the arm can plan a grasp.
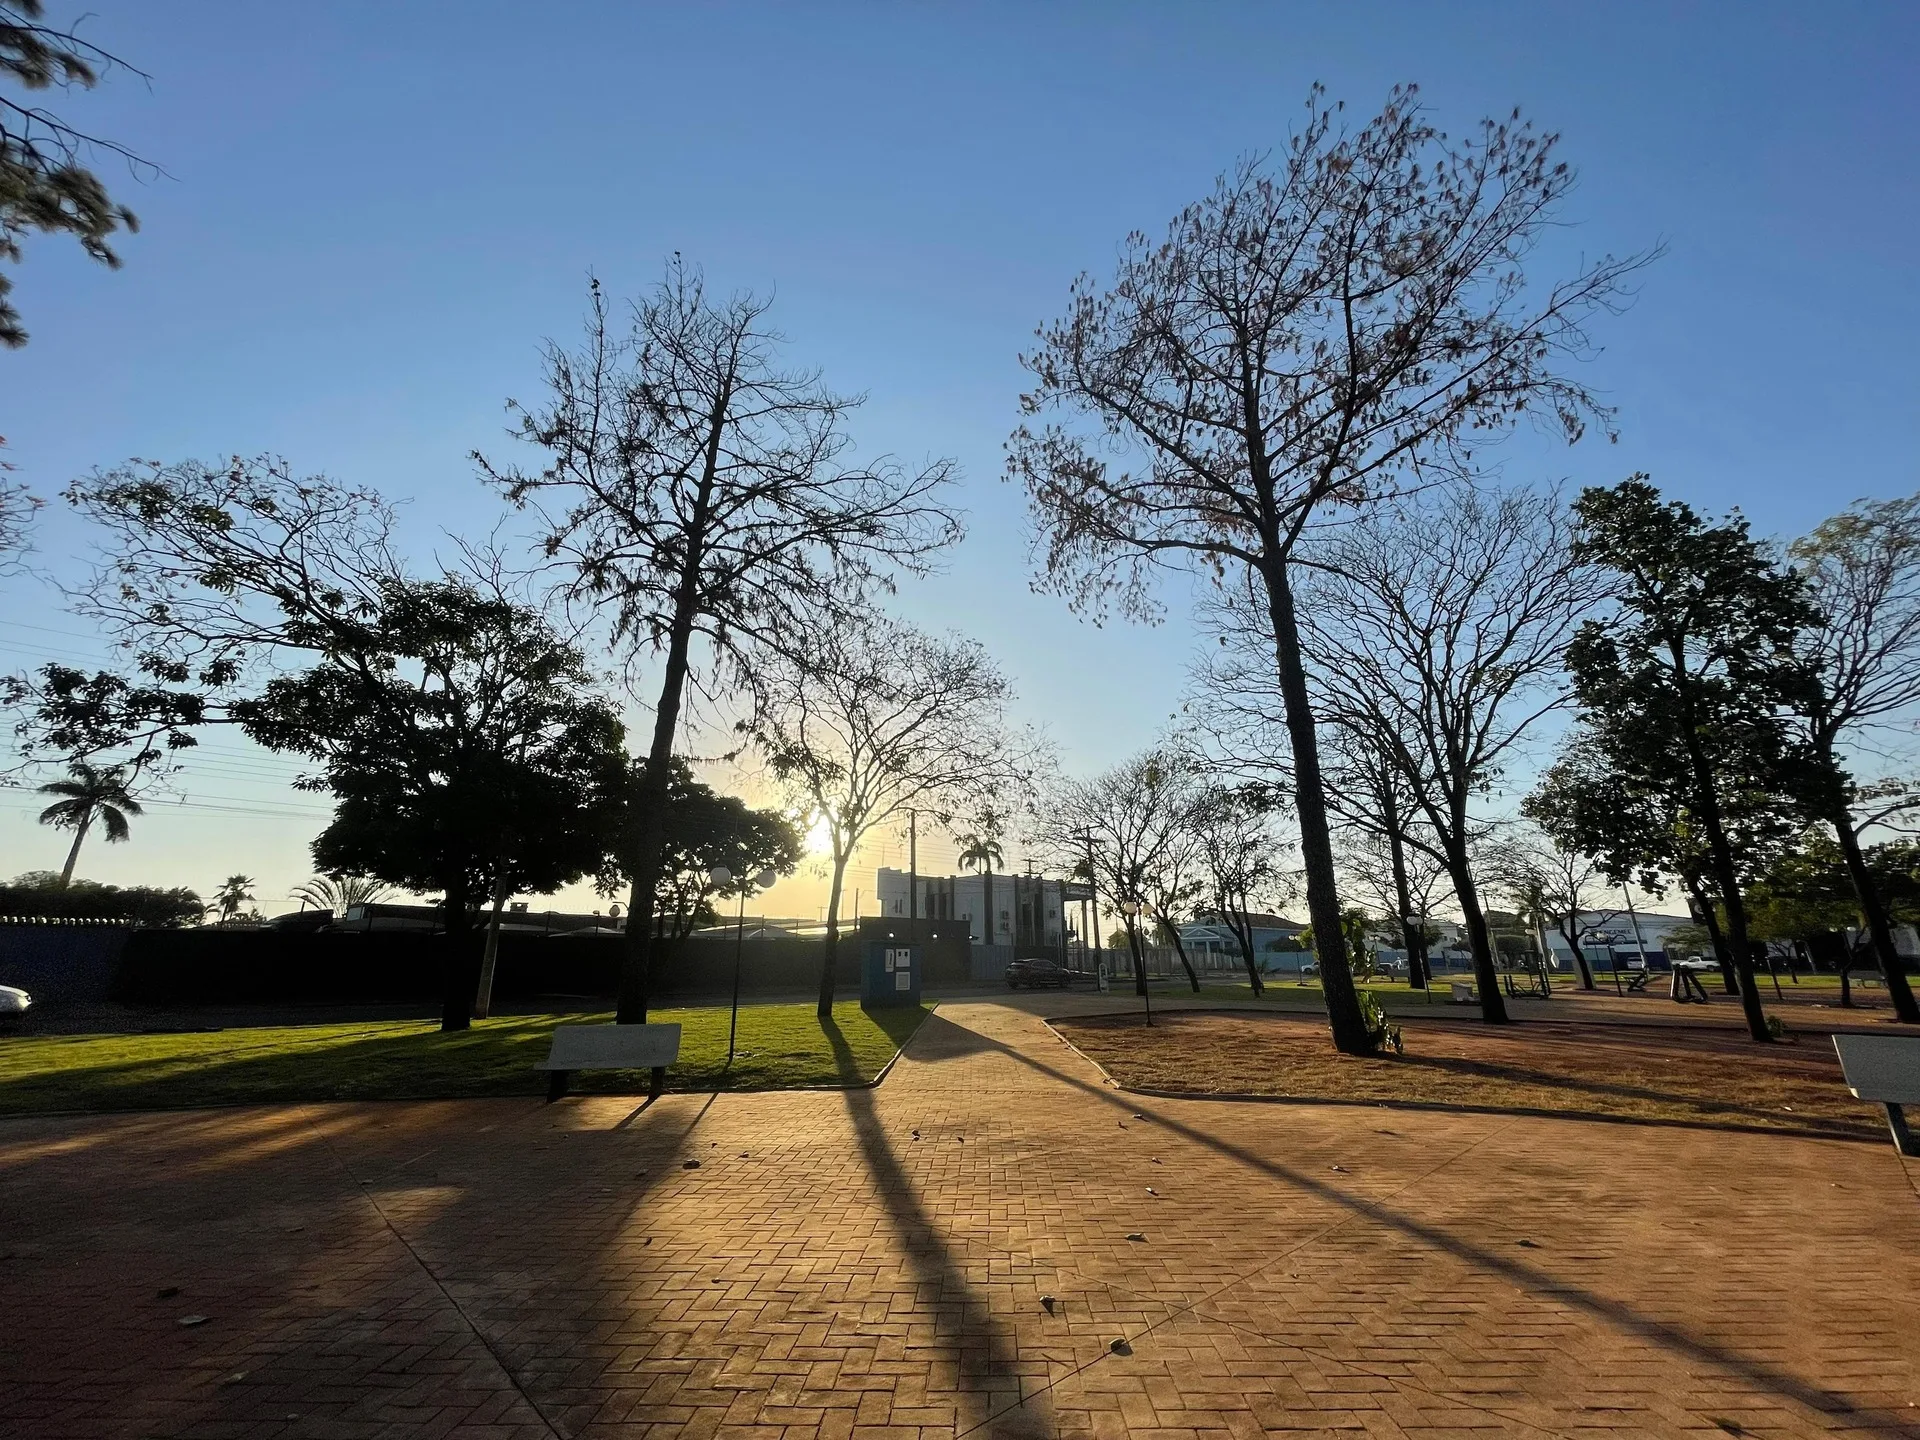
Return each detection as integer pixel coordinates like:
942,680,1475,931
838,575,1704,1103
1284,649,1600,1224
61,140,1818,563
1005,958,1073,990
0,984,31,1017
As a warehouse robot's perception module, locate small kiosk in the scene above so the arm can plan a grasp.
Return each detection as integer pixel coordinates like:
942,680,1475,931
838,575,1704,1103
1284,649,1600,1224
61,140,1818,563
863,939,921,1008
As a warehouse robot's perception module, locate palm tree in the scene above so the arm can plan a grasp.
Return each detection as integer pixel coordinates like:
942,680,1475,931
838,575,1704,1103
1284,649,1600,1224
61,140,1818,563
291,873,392,917
37,763,144,888
956,827,1006,952
211,874,257,925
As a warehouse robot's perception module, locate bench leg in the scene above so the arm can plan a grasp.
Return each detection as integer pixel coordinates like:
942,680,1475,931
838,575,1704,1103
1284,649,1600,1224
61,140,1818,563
648,1065,666,1100
1887,1103,1919,1158
546,1069,571,1103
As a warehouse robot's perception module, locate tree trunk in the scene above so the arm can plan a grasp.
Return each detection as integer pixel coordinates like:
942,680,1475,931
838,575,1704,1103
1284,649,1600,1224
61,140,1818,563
439,876,480,1032
816,848,849,1018
1442,835,1510,1023
983,862,994,958
1559,918,1596,990
1832,803,1920,1023
1261,559,1371,1053
472,876,510,1020
1159,913,1201,992
1123,915,1150,1000
58,807,94,888
1381,796,1423,988
1667,645,1772,1041
1233,902,1264,996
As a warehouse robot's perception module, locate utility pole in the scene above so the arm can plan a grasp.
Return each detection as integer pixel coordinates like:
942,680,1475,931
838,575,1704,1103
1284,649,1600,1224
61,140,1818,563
908,808,917,944
1081,830,1101,977
1619,885,1647,996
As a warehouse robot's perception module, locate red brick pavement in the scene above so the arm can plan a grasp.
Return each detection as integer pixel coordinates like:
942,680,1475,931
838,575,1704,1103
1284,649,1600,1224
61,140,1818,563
1,999,1916,1439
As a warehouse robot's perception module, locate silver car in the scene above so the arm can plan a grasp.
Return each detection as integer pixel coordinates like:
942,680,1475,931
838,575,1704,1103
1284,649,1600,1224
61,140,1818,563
0,984,30,1016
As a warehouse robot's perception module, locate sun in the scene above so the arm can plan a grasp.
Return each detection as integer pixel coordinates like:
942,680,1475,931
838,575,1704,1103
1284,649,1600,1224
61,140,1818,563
804,812,834,856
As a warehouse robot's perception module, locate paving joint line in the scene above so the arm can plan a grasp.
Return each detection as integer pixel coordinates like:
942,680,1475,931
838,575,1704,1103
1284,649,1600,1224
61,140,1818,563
301,1104,569,1440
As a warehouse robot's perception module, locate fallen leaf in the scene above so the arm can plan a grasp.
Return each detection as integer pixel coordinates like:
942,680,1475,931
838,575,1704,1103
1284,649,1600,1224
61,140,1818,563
683,1160,701,1170
177,1315,208,1328
1108,1338,1132,1355
1040,1295,1056,1313
1145,1188,1158,1197
1124,1232,1146,1242
1330,1165,1349,1173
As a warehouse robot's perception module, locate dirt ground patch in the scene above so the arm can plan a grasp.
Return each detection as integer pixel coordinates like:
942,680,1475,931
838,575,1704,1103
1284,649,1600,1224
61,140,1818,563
1051,1010,1891,1142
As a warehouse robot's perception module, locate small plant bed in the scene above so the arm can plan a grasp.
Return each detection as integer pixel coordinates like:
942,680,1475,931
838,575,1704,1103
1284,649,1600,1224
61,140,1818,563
1051,1010,1886,1142
0,1002,928,1115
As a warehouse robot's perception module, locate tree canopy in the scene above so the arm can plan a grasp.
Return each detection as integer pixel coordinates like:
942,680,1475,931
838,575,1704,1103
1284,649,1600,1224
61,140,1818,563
2,1,148,346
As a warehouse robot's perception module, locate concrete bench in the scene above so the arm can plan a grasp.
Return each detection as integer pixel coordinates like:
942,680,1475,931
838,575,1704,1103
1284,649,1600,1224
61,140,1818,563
1449,982,1476,1004
536,1022,681,1101
1831,1034,1920,1156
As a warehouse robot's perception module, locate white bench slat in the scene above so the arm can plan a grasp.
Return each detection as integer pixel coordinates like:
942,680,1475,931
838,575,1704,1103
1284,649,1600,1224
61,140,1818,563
1832,1034,1920,1104
538,1023,681,1072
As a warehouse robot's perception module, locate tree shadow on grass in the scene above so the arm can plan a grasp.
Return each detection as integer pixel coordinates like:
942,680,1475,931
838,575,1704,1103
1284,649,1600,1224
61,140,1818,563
0,1004,933,1116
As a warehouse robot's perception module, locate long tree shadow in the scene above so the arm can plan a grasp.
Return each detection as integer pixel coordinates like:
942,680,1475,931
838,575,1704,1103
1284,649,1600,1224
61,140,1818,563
973,1020,1913,1434
1377,1050,1875,1139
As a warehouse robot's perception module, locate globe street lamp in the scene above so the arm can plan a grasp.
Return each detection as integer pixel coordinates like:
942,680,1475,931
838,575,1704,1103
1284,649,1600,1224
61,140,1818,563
1119,896,1152,1027
711,865,778,1068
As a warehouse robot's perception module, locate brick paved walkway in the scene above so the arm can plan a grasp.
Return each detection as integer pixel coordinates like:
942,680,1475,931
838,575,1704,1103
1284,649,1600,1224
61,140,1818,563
2,999,1916,1439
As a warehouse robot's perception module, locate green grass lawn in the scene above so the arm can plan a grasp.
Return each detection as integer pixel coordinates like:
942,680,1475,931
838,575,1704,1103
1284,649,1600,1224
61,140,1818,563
0,1001,930,1116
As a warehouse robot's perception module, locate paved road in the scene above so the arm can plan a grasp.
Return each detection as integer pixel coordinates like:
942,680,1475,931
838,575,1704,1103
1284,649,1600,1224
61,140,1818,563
2,999,1916,1439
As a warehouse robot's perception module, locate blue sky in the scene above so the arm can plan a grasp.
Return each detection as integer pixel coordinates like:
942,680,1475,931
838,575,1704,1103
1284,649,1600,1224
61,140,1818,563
2,1,1916,913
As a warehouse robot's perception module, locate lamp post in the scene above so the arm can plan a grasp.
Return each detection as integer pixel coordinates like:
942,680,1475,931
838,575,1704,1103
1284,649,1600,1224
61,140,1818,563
712,865,777,1068
1119,897,1151,1027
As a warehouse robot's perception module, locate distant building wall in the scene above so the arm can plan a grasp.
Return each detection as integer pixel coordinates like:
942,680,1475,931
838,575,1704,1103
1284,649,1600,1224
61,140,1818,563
874,868,1069,952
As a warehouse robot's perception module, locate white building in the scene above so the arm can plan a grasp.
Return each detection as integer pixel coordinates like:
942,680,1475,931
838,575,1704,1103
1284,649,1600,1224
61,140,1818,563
1541,909,1692,966
873,867,1074,951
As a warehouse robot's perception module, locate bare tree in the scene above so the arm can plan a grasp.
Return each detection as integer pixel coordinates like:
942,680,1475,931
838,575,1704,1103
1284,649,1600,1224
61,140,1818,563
1484,824,1621,991
1298,484,1607,1021
1010,86,1648,1052
1038,751,1206,995
1790,493,1920,1022
1189,781,1294,995
0,473,39,571
1320,719,1446,989
479,262,963,1022
752,616,1030,1018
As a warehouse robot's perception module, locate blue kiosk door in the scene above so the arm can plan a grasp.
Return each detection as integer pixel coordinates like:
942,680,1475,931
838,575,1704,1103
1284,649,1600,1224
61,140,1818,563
863,940,921,1008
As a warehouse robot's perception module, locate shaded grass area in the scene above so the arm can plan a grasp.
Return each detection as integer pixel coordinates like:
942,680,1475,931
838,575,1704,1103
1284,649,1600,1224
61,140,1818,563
1053,1010,1886,1142
0,1002,929,1115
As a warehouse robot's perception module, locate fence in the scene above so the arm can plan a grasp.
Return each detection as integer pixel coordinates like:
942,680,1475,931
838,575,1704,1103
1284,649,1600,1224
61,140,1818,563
0,924,136,1003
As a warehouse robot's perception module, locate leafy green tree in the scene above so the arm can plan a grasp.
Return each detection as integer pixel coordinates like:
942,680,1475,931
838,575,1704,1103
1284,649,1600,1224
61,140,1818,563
1562,478,1825,1041
1748,831,1920,1007
209,874,255,925
0,871,198,925
254,581,629,1030
2,1,149,346
954,805,1008,950
599,759,804,944
1790,492,1920,1021
290,874,392,917
35,759,140,886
